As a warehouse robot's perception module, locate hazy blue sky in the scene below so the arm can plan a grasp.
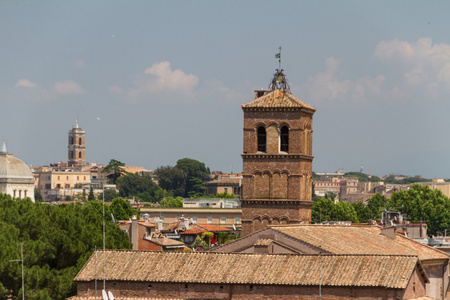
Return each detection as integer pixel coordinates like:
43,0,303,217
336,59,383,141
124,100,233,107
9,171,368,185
2,1,450,178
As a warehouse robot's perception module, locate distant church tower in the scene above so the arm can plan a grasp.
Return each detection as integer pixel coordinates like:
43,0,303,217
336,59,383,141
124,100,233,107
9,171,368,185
240,69,316,236
68,120,86,167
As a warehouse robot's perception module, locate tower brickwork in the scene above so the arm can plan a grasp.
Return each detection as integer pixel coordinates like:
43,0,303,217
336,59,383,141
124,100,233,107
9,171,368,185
68,120,86,167
241,70,316,236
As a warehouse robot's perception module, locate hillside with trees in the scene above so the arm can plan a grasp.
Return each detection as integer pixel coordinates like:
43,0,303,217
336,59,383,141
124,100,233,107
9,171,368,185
0,194,131,300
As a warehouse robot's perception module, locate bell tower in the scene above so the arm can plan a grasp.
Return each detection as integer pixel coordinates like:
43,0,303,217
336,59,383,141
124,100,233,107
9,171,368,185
240,69,316,236
68,119,86,167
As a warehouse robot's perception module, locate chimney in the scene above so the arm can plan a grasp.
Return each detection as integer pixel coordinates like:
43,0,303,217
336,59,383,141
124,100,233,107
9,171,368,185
143,213,149,223
131,215,138,250
254,89,267,99
380,226,396,240
184,217,190,230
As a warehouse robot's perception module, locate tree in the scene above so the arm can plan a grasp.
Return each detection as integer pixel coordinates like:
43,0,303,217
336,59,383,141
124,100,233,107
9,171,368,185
110,198,136,221
116,173,162,202
160,196,183,207
0,194,131,300
97,189,119,202
388,184,450,235
366,193,388,221
155,166,185,196
102,159,127,184
88,186,95,201
175,158,210,197
312,197,335,223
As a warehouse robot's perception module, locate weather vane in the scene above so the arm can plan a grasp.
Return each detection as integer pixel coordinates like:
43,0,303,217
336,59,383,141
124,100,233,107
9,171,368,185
268,46,291,93
275,46,282,69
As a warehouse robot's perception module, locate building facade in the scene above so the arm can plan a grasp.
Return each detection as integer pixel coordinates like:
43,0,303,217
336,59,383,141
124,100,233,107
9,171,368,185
0,142,35,202
240,70,316,236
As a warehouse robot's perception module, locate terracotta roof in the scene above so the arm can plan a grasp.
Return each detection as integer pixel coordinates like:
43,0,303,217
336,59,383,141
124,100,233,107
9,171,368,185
75,250,423,289
198,224,232,232
270,225,449,261
254,239,274,246
69,298,181,300
241,89,316,111
144,234,185,247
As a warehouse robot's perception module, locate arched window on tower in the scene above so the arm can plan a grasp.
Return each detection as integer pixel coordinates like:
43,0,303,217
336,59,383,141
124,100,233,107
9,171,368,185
79,137,82,145
71,137,74,145
257,126,266,152
79,151,82,159
280,126,289,152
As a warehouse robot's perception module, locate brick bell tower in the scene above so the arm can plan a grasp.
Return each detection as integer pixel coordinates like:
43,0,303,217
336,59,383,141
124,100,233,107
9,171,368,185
68,119,86,167
240,69,316,236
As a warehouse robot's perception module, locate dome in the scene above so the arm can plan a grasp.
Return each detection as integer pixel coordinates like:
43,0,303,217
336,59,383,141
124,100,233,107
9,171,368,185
0,152,33,180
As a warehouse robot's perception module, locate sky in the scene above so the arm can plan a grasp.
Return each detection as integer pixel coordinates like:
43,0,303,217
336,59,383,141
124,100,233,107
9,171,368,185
2,1,450,179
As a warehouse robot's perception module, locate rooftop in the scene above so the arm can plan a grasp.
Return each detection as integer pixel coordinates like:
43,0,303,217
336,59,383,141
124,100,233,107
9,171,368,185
75,250,425,289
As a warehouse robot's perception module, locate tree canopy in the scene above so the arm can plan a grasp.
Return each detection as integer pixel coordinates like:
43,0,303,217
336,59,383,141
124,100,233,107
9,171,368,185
102,159,128,184
155,158,210,198
0,194,131,300
116,173,162,202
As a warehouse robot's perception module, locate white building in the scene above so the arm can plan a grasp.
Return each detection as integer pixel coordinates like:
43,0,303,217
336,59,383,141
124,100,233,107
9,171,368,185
0,142,35,202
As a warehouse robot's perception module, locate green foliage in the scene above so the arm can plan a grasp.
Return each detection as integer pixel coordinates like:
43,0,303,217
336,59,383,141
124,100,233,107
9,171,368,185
383,175,430,184
110,198,136,221
202,232,214,245
97,189,119,202
160,196,183,208
88,186,95,201
116,173,162,202
214,192,237,199
175,158,210,197
102,159,127,184
34,188,42,202
155,158,210,198
366,193,388,221
343,172,382,182
155,166,185,196
312,198,358,223
352,201,370,223
388,184,450,235
0,194,132,300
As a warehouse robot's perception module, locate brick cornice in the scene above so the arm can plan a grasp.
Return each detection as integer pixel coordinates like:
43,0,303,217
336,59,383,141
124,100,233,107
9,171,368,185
242,154,314,160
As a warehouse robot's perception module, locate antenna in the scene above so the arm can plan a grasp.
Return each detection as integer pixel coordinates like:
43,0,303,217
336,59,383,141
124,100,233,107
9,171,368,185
275,46,282,69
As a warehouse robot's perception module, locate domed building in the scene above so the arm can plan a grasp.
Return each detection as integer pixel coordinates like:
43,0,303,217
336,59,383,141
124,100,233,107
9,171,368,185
0,142,35,202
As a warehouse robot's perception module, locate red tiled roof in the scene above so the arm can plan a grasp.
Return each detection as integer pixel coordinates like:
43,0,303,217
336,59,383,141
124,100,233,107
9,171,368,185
199,224,232,232
75,250,424,289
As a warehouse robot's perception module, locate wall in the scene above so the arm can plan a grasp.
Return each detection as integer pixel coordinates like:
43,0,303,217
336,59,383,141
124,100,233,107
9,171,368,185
76,281,421,299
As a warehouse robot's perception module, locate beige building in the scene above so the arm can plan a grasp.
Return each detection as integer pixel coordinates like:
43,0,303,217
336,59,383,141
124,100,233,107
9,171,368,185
37,170,91,201
139,207,242,229
314,177,358,198
421,179,450,198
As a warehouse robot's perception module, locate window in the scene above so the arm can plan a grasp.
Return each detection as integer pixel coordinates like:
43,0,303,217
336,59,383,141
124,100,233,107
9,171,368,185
71,151,74,159
13,190,16,198
77,176,79,180
18,190,22,198
207,216,212,224
65,184,70,188
83,176,86,180
71,137,74,144
224,188,228,194
176,216,180,221
235,216,241,224
24,190,27,197
257,126,266,152
66,176,69,180
79,151,82,159
221,217,226,224
280,126,289,152
193,216,197,223
79,137,82,145
57,176,60,180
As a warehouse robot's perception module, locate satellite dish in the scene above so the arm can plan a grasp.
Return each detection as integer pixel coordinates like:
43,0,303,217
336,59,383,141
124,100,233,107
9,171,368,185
108,291,115,300
233,224,236,231
102,289,108,300
111,213,115,223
